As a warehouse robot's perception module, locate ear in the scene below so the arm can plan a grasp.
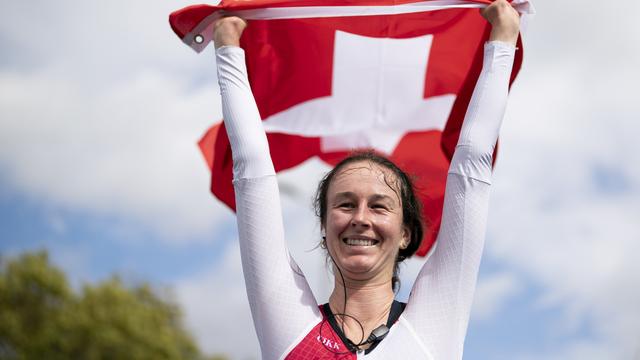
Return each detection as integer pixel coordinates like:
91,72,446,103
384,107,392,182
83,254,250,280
400,226,411,250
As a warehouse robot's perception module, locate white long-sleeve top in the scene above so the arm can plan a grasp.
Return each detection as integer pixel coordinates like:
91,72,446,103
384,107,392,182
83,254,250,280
217,41,515,360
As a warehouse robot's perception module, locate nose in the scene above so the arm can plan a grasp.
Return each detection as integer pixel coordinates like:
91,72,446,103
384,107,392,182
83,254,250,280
351,204,371,228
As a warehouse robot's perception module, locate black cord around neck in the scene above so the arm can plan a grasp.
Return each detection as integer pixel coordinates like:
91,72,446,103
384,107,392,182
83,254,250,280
325,252,393,352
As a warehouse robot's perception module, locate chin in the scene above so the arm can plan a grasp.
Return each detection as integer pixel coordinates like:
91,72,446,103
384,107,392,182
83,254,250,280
338,256,378,276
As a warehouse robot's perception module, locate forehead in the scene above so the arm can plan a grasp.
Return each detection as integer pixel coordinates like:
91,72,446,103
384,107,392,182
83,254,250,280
328,161,400,199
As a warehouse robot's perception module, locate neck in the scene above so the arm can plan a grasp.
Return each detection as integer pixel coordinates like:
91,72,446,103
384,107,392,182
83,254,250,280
329,276,395,316
328,275,395,349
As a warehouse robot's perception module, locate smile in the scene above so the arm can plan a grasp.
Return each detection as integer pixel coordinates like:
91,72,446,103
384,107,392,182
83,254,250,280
342,237,379,246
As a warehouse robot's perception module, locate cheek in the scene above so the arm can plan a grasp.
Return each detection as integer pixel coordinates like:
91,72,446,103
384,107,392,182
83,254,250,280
376,216,394,227
326,211,349,234
375,212,402,229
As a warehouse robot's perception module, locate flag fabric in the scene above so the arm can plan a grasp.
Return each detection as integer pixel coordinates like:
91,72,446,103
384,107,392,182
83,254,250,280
170,0,533,256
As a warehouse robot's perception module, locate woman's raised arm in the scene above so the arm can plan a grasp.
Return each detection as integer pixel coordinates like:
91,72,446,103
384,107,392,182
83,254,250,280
214,18,322,360
400,1,520,359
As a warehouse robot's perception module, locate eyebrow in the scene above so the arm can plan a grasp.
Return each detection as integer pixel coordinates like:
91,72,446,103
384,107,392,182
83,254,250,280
333,192,395,203
370,194,394,203
333,191,355,199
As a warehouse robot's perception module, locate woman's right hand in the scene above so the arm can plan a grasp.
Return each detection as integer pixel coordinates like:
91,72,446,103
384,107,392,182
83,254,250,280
481,0,520,46
213,16,248,49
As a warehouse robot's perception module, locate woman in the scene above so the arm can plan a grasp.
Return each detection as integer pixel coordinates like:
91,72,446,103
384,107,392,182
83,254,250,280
212,0,520,358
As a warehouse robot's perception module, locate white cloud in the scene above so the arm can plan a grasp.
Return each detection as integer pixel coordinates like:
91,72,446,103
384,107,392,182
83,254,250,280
176,243,260,359
472,272,523,322
0,1,210,78
481,1,640,354
0,1,232,243
0,67,230,242
514,340,621,360
277,158,336,302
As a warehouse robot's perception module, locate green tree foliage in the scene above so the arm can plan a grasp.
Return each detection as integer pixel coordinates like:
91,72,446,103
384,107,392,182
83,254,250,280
0,251,229,360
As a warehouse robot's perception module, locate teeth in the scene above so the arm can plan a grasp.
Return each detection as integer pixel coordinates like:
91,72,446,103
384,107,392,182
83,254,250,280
344,238,377,246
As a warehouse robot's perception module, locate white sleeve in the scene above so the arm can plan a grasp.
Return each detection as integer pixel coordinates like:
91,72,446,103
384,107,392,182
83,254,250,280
216,46,322,360
400,41,516,359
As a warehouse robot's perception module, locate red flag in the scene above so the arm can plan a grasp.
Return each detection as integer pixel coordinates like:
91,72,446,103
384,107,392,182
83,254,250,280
170,0,530,256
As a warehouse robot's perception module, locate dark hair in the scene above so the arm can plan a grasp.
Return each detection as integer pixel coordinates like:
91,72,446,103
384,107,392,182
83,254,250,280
313,150,424,291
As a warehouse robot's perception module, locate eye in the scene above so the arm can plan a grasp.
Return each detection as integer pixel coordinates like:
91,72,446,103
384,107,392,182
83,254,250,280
339,202,355,209
371,203,388,210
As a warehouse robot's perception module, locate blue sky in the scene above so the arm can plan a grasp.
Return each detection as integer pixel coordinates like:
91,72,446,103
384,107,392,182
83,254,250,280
0,188,231,284
1,0,640,359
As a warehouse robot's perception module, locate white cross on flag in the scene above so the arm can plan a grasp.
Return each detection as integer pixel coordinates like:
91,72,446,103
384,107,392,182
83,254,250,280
169,0,532,256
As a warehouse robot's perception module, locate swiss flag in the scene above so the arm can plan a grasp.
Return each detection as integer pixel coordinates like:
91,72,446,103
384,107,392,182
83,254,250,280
170,0,531,256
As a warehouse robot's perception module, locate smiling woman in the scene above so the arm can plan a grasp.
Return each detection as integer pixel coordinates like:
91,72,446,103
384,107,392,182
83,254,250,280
314,152,424,292
326,163,408,278
211,0,521,359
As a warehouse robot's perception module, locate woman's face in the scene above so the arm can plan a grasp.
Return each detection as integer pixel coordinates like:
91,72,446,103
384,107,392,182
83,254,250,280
324,161,410,283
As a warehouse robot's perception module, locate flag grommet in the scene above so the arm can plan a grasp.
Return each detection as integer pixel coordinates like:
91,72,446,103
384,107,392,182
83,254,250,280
194,34,204,44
